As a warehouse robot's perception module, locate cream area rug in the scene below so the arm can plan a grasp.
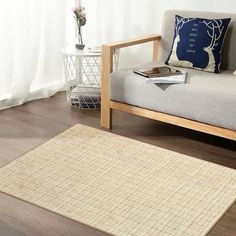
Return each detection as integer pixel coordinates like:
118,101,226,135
0,124,235,236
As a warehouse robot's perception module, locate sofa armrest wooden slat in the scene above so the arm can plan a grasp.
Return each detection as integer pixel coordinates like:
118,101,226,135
101,34,161,128
105,34,161,50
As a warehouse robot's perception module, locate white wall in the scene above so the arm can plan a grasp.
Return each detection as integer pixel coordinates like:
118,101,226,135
84,0,236,67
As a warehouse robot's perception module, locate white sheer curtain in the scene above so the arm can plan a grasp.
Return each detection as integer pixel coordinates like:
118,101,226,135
83,0,161,67
0,0,75,110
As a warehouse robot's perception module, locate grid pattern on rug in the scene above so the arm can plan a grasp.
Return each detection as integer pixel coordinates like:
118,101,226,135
0,124,235,236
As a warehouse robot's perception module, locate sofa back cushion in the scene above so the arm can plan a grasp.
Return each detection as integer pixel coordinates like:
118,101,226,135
159,10,236,71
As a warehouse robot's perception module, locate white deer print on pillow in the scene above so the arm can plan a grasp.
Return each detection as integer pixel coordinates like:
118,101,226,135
201,20,225,73
168,17,195,68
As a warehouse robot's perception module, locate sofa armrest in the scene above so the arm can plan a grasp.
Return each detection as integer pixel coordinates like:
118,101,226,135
101,34,161,128
106,34,161,50
102,34,161,66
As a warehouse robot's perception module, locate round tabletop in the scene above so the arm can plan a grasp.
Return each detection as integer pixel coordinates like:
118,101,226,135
62,47,102,57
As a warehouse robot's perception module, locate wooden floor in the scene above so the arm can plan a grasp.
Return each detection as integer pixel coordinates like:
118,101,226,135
0,92,235,236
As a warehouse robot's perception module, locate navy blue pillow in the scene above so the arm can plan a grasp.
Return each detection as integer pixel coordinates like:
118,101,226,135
166,15,231,73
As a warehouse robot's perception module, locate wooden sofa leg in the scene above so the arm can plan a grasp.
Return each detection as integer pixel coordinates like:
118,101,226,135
101,105,112,129
101,45,113,129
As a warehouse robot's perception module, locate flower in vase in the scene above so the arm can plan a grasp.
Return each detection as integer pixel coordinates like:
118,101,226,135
72,6,86,48
72,6,87,26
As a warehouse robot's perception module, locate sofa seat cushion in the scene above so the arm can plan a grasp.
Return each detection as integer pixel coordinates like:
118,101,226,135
110,62,236,131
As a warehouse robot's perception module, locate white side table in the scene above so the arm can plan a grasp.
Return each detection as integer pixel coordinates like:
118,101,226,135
63,48,119,109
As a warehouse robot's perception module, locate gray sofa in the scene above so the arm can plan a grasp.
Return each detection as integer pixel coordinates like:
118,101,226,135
101,10,236,140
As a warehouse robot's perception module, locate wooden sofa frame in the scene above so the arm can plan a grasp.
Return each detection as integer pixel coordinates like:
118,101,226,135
101,34,236,141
